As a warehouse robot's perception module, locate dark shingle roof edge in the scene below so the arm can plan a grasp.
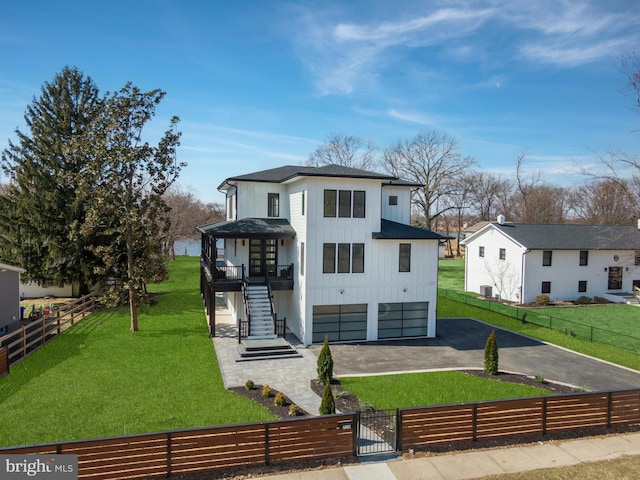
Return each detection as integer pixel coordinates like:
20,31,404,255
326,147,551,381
373,219,451,240
197,218,296,239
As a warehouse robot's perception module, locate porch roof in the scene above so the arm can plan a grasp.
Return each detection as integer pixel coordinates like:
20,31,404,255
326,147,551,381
197,218,296,239
372,219,451,240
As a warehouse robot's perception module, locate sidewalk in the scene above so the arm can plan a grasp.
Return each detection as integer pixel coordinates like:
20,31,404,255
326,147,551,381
256,432,640,480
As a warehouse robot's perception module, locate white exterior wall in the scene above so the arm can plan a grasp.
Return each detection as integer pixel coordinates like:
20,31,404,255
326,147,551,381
381,186,412,224
464,227,525,303
20,281,74,299
285,180,307,341
236,182,290,219
524,249,640,303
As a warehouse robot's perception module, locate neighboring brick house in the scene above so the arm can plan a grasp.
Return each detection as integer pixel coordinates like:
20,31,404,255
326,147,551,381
198,164,447,345
460,217,640,304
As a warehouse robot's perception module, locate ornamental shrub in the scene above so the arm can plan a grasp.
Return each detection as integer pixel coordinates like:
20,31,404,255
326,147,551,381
484,329,499,375
317,335,334,385
535,294,550,305
319,380,335,415
576,296,592,305
261,385,273,397
289,404,301,416
244,379,255,390
274,392,287,406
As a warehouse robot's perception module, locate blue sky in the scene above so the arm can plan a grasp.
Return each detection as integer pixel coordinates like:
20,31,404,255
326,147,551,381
1,1,639,204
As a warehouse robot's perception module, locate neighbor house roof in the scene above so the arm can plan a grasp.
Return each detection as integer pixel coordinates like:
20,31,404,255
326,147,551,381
372,219,450,241
197,218,296,239
473,223,640,250
218,164,407,190
0,263,25,274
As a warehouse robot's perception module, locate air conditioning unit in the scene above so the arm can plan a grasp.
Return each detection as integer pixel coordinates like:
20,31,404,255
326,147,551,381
479,285,492,298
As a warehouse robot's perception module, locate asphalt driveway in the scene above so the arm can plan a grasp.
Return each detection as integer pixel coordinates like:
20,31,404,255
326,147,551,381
311,317,640,392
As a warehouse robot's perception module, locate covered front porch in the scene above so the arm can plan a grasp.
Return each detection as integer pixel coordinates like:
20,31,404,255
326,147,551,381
198,218,296,338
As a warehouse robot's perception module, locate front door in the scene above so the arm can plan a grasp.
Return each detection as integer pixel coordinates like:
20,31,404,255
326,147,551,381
608,266,623,290
249,239,277,276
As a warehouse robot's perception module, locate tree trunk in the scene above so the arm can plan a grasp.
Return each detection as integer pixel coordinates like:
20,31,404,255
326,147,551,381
126,222,139,332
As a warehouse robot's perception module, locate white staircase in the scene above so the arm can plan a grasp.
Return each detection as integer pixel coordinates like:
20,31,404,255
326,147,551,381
246,284,276,339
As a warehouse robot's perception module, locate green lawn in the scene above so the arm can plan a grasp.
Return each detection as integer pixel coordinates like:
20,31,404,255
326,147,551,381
0,257,274,448
340,371,551,410
438,258,465,291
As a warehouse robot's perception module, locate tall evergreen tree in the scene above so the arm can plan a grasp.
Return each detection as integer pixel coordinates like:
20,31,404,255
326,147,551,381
0,67,102,293
77,83,182,332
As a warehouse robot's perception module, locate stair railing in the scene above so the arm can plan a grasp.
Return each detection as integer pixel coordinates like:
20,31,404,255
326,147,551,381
264,265,280,337
239,268,251,343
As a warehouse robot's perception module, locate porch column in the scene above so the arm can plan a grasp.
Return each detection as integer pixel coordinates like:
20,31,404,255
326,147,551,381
209,286,216,337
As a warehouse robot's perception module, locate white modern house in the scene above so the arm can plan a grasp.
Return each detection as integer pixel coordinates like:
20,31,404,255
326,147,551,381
0,263,26,335
198,164,447,347
461,217,640,304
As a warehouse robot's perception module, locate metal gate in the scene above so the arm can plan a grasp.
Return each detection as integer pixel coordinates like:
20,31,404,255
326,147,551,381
356,408,397,455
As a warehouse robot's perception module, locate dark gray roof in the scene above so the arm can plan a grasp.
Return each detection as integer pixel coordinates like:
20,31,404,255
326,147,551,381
382,179,423,187
372,219,450,240
490,223,640,250
218,164,399,189
197,218,296,239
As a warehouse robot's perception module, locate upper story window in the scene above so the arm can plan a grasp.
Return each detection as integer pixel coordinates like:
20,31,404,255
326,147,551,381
324,190,337,217
479,246,485,258
324,189,366,218
399,243,411,272
542,250,552,266
579,250,589,266
323,243,364,274
389,195,398,206
268,193,279,217
499,248,506,260
338,191,351,217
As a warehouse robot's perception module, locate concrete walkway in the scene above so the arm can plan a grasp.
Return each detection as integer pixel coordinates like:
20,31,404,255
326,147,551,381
257,432,640,479
212,294,323,415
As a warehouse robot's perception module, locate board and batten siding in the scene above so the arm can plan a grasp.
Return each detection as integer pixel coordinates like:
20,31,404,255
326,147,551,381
236,182,289,219
380,186,412,224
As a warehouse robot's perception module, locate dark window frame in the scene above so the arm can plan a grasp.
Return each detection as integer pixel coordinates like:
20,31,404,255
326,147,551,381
267,193,279,217
499,248,506,260
388,195,398,206
543,250,552,266
353,190,366,218
337,243,351,273
479,246,485,258
323,190,337,217
352,243,365,273
579,251,589,266
578,280,587,292
541,281,551,294
399,243,411,272
338,190,352,218
322,243,336,273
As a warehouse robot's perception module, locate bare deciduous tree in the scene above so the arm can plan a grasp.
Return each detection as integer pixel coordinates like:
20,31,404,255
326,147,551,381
462,171,513,222
307,132,377,170
383,130,475,230
570,179,635,224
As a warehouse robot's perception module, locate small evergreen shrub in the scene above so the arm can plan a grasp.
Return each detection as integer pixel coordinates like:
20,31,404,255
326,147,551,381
317,336,334,385
319,380,335,415
593,296,609,304
535,294,550,305
274,392,287,407
484,329,499,375
576,296,592,305
289,404,301,416
261,385,273,397
534,374,545,383
244,379,255,390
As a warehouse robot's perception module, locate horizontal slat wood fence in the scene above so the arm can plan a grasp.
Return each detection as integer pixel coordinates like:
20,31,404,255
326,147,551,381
400,388,640,451
0,414,357,480
0,292,100,368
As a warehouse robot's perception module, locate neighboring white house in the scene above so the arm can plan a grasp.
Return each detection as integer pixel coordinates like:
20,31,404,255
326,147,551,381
461,217,640,304
198,164,447,345
0,263,26,335
20,281,74,300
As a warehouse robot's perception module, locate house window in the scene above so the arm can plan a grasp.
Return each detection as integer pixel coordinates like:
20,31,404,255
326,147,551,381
399,243,411,272
353,190,366,218
541,281,551,294
608,266,623,290
499,248,506,260
479,246,485,258
300,242,305,276
337,243,351,273
338,190,352,218
635,251,640,266
389,195,398,206
302,191,305,216
578,280,587,292
542,250,552,266
324,190,337,217
322,244,336,273
579,251,589,266
352,243,365,273
268,193,279,217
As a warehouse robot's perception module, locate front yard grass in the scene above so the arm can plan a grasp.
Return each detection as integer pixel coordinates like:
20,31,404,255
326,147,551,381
339,371,551,410
0,257,274,448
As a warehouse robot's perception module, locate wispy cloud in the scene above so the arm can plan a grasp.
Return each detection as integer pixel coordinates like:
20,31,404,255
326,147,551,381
388,109,438,126
286,1,640,96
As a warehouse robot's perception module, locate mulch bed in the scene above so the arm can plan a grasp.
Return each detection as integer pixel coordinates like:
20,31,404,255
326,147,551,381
228,384,310,419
